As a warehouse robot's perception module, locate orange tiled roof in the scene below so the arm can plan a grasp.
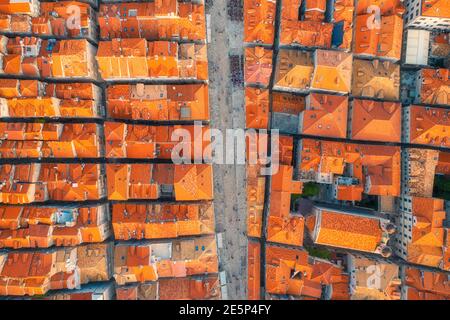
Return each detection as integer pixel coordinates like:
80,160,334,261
301,93,348,138
113,236,218,284
352,59,400,100
0,123,101,158
105,122,211,161
404,267,450,300
436,151,450,175
0,243,112,296
299,139,401,198
305,207,391,254
41,39,98,79
274,49,313,91
354,1,404,59
0,0,39,16
112,203,214,240
348,255,401,300
356,0,404,16
280,0,333,48
0,81,101,118
0,205,110,249
244,0,276,44
351,99,401,142
244,46,273,86
265,245,349,299
267,164,304,247
99,1,206,41
116,276,220,300
404,197,448,270
97,39,207,80
0,163,103,204
106,83,209,121
0,2,96,39
106,163,213,201
407,105,450,148
354,14,403,60
417,68,449,105
0,38,98,79
272,91,305,115
247,163,266,238
245,87,269,129
311,50,353,93
421,0,450,18
248,241,261,300
158,276,220,300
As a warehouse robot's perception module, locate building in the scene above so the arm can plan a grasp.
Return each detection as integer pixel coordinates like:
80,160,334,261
106,83,209,121
265,245,349,300
0,80,102,118
267,163,304,247
349,99,401,142
298,139,401,201
280,0,333,48
0,1,97,41
248,241,261,300
0,123,102,158
244,46,273,86
311,50,353,93
347,255,401,300
404,0,450,30
0,0,39,17
98,0,206,42
106,163,213,201
401,266,450,299
245,87,269,129
0,163,105,204
395,196,449,271
352,59,400,100
305,206,395,256
0,204,111,248
0,243,113,296
300,93,348,138
97,39,208,80
354,0,404,60
104,123,211,161
274,49,313,92
113,236,218,285
404,29,430,65
111,203,215,240
116,276,220,300
244,0,276,44
414,68,449,105
403,105,450,148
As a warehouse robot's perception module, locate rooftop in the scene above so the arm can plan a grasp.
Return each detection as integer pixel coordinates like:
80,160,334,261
305,206,393,255
112,203,215,240
311,50,353,93
0,205,110,248
113,236,218,284
0,243,112,296
417,68,449,106
106,163,213,201
106,83,209,121
97,39,207,80
244,46,273,86
244,0,276,44
407,105,450,148
350,99,401,142
352,59,400,100
98,1,206,41
265,245,349,299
